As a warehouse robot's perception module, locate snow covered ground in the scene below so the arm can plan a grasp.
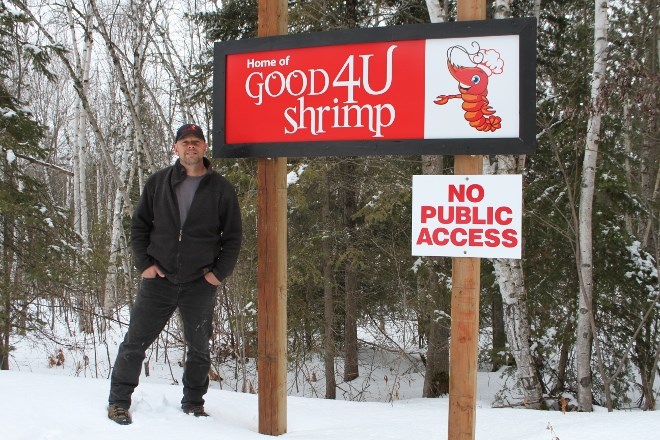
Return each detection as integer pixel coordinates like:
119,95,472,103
3,316,659,439
2,368,659,440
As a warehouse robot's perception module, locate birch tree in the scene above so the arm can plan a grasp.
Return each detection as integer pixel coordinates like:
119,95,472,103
13,0,132,213
102,132,134,314
63,1,96,332
575,0,608,412
485,156,543,408
66,1,92,254
96,0,155,313
479,0,543,408
88,0,156,174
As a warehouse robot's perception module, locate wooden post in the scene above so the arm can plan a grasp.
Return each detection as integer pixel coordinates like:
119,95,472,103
448,2,485,440
257,0,288,435
257,157,287,435
447,158,483,440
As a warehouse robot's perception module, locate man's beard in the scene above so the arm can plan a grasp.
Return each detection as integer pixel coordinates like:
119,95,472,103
181,153,202,167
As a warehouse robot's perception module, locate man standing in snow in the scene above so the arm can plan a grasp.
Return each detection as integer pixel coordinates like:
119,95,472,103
107,124,242,425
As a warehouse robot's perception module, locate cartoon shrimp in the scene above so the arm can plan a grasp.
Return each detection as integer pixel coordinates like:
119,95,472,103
434,43,504,132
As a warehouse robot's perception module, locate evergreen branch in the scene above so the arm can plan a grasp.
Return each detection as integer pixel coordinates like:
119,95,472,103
7,149,73,176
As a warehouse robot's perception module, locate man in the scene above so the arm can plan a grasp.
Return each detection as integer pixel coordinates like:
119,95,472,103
107,123,242,425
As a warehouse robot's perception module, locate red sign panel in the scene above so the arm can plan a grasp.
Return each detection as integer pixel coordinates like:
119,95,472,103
213,18,536,157
226,41,425,143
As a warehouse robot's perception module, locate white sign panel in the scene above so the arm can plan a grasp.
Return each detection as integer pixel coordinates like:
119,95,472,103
412,175,522,259
424,35,521,140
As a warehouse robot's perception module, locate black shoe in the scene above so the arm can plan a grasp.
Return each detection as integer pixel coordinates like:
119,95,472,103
183,406,210,417
108,404,132,425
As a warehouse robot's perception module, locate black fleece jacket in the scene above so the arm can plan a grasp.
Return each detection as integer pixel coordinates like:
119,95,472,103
131,158,242,284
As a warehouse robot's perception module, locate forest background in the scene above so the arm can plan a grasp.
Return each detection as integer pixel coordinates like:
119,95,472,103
0,0,658,414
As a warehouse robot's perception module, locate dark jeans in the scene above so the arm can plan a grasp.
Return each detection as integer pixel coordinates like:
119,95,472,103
108,276,217,409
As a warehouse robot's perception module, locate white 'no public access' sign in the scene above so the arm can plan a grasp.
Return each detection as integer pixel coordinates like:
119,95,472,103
412,175,522,259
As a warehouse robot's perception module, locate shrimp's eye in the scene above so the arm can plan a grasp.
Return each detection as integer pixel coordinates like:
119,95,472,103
471,75,481,84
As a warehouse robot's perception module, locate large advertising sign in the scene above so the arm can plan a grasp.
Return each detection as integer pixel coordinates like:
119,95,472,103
412,175,523,259
213,18,536,158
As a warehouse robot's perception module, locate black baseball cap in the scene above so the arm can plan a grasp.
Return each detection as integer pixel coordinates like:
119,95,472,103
175,123,205,142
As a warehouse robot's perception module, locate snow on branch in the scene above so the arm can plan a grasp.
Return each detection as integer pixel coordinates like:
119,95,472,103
5,149,73,176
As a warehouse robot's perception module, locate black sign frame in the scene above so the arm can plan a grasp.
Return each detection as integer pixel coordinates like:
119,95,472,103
213,18,536,158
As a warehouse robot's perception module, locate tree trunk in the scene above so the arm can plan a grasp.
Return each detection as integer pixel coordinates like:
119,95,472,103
420,0,451,400
425,0,449,22
342,160,359,383
483,154,543,408
419,155,451,397
490,286,506,371
67,2,92,252
576,0,608,412
17,2,133,212
1,157,15,370
67,5,94,333
102,135,134,314
322,166,337,398
475,0,542,410
88,0,156,174
551,320,574,395
0,288,8,369
421,257,450,397
636,331,658,410
493,258,543,407
343,266,359,382
1,215,10,370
